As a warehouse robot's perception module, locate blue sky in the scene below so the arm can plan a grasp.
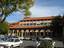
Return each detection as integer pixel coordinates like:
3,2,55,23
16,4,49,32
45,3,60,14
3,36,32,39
6,0,64,23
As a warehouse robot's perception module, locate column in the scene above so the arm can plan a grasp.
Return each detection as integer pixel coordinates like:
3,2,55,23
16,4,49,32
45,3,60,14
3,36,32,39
12,30,15,36
26,29,29,38
21,30,24,38
17,30,19,37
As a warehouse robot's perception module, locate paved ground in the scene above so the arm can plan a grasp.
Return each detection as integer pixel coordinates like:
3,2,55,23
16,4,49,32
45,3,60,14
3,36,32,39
20,40,63,48
54,40,63,47
0,40,63,48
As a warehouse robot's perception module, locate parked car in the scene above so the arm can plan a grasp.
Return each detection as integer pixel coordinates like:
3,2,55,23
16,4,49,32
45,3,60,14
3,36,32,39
0,38,23,48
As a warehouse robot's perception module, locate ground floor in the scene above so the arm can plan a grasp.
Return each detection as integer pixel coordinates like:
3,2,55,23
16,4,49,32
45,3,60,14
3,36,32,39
8,28,53,38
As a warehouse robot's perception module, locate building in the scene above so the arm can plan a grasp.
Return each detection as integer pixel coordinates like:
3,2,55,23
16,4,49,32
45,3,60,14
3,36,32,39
9,16,53,38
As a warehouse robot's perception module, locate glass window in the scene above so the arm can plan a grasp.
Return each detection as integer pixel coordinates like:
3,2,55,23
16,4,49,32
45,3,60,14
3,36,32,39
15,39,20,42
21,24,22,26
37,24,40,25
33,23,36,25
24,24,26,26
7,39,14,42
30,23,32,25
27,24,29,26
41,23,44,25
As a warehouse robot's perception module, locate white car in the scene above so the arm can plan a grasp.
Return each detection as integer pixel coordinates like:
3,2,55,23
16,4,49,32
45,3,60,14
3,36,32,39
0,38,23,48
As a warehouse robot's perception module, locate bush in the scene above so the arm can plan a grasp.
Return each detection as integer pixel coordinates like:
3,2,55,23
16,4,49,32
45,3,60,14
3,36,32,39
38,40,53,48
0,22,9,35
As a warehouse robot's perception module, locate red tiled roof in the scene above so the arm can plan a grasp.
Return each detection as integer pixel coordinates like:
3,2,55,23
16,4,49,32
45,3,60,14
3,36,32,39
24,16,53,21
10,26,48,29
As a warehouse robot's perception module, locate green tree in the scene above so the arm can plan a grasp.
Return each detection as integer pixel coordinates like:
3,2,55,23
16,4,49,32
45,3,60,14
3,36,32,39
38,40,53,48
49,16,63,40
0,22,9,34
62,16,64,46
0,0,34,23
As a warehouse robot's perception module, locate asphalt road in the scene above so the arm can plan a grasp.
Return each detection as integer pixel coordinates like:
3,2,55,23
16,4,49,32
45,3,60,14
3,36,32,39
18,40,63,48
1,40,63,48
14,40,37,48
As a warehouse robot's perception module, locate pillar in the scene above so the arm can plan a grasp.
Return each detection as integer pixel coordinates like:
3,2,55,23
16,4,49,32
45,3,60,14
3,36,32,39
17,30,19,37
21,30,24,38
12,30,15,36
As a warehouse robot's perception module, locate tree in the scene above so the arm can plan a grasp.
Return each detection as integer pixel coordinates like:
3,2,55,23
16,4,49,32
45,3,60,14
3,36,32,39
49,16,63,40
62,16,64,47
38,40,54,48
0,0,34,23
0,22,9,34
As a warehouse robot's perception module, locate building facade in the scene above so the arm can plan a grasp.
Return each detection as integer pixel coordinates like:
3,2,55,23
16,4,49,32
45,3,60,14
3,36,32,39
9,17,53,38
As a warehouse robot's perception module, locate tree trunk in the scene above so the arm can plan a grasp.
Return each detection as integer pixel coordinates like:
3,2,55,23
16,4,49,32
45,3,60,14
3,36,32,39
1,16,7,23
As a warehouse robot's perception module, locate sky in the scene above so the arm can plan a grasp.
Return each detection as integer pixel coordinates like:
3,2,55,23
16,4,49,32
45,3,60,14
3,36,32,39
6,0,64,23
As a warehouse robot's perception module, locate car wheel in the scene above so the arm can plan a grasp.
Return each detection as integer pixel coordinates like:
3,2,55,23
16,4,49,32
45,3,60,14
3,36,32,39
10,45,13,48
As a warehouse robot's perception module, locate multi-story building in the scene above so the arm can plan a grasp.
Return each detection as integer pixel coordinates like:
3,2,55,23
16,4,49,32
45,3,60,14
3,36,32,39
9,16,53,38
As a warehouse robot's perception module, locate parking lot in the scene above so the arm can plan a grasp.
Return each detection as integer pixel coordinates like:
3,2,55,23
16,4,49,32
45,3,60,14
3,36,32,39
0,35,63,48
14,40,63,48
0,40,63,48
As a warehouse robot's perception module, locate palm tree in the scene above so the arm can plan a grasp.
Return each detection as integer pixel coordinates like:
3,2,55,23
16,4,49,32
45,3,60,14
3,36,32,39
0,0,34,23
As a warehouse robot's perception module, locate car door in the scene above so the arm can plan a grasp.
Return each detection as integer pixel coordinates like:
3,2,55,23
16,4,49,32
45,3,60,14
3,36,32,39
14,39,21,46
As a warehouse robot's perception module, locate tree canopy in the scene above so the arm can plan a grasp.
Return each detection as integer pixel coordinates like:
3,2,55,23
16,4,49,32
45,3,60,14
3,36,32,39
0,0,34,23
49,15,64,40
0,22,9,34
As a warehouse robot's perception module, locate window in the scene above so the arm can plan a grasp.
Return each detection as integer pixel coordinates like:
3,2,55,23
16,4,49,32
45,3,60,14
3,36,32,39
15,39,20,42
7,39,14,42
33,23,36,25
27,23,29,26
41,23,44,25
30,23,32,25
21,24,22,26
41,22,47,26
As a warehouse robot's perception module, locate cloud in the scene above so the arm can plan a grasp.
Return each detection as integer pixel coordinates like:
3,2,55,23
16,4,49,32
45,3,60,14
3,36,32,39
6,0,64,23
30,6,64,17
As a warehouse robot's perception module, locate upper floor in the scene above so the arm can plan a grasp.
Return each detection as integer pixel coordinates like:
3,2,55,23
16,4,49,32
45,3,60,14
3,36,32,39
9,16,53,29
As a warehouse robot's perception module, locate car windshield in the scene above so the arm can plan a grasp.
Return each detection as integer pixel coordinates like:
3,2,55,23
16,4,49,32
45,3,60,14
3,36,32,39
0,39,4,42
6,39,14,42
6,38,20,42
14,39,20,42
